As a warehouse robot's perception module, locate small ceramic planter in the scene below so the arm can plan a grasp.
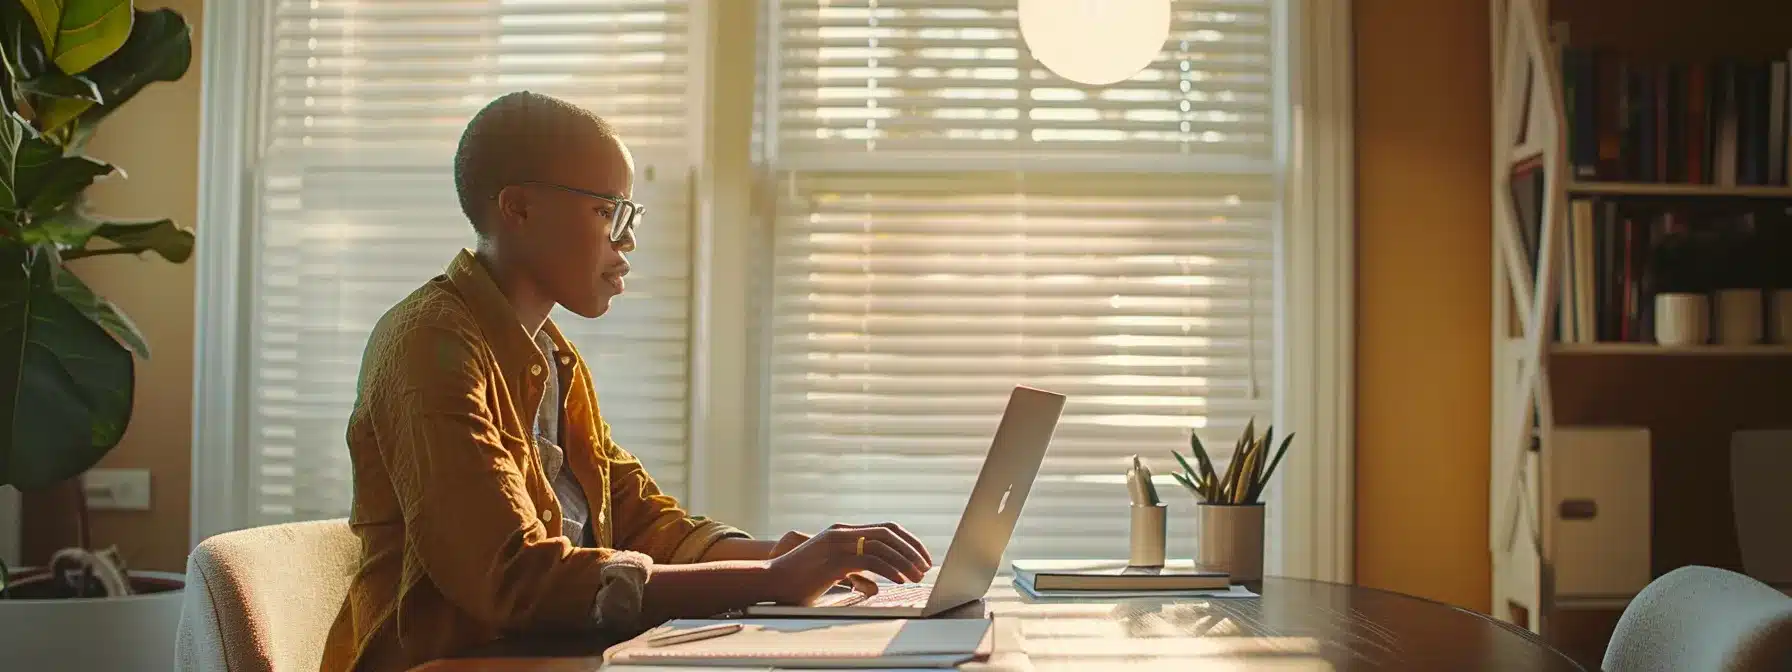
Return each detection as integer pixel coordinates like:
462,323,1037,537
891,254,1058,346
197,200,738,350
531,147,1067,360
1195,503,1265,582
1654,293,1709,347
1769,289,1792,344
1713,288,1764,345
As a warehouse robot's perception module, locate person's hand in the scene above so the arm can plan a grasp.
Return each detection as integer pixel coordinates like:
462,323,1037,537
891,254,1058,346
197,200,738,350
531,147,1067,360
766,529,887,597
770,530,811,558
765,523,933,606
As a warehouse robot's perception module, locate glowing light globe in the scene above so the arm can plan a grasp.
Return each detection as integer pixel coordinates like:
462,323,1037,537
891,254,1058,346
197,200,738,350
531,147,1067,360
1018,0,1173,86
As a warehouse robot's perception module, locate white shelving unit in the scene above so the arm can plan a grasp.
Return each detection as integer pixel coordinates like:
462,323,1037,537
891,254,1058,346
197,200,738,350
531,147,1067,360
1489,0,1792,665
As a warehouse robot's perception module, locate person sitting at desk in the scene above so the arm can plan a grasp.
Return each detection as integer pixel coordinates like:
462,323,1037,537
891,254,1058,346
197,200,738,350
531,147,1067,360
320,91,934,672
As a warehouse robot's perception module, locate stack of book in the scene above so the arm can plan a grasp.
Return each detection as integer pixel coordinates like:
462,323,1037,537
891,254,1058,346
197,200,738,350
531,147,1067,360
1553,199,1788,344
1009,559,1249,599
1560,48,1792,186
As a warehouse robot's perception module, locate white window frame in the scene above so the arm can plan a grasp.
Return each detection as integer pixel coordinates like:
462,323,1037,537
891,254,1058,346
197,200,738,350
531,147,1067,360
191,0,1353,584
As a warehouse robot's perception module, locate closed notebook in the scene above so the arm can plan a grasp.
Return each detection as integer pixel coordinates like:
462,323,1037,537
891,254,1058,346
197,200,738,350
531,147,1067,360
605,618,993,669
1010,559,1230,591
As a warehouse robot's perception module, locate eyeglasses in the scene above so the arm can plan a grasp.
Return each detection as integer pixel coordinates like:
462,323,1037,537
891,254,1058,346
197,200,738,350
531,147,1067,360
510,181,644,248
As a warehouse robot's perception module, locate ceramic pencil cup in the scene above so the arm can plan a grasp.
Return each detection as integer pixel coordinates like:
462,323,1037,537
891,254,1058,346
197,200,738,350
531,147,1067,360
1129,502,1168,567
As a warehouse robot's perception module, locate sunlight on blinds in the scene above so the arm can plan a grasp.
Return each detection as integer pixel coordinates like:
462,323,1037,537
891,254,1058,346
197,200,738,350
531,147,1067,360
769,0,1272,163
763,0,1279,563
249,0,693,523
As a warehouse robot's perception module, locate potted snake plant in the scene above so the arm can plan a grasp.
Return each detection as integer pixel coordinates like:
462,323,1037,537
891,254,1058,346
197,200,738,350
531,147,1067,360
0,2,194,670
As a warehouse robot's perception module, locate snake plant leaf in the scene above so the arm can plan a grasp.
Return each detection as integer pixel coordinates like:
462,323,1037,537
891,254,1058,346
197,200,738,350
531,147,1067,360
1249,425,1273,499
1171,449,1199,479
1252,432,1297,502
1169,471,1201,498
0,244,135,489
1187,429,1218,486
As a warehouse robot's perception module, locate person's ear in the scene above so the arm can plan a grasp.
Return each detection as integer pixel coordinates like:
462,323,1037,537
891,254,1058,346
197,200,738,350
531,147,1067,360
495,185,529,225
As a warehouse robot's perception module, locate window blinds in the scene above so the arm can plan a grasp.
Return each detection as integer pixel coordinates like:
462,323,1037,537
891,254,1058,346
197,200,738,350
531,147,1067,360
249,0,694,524
763,0,1278,562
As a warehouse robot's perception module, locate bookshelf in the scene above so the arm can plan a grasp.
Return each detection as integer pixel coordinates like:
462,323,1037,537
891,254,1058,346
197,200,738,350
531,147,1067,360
1491,0,1792,667
1550,342,1792,355
1568,181,1792,198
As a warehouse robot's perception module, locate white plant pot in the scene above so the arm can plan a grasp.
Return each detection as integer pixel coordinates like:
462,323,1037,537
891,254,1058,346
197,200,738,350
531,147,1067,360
0,570,186,671
1194,503,1265,582
1714,288,1765,345
1653,293,1710,347
1771,289,1792,344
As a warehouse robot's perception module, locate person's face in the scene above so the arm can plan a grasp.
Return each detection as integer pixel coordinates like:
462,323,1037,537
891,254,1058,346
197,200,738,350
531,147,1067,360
495,132,636,318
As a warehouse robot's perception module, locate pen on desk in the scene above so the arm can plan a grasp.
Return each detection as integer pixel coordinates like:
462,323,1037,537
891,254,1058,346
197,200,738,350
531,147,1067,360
646,622,743,648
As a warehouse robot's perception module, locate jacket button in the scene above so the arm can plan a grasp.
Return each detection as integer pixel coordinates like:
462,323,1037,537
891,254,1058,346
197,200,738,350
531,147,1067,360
559,355,572,365
530,363,543,376
541,509,554,522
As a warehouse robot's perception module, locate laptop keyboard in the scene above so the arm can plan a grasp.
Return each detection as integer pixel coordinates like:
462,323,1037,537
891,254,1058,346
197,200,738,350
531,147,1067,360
814,583,933,608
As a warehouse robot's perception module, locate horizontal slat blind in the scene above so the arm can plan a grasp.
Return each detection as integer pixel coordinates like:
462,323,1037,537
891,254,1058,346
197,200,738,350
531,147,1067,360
248,0,693,524
768,0,1273,164
764,0,1279,564
766,172,1276,561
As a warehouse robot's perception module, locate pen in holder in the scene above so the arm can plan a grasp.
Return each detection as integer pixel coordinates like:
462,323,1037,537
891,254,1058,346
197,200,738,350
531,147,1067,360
1129,502,1168,567
1126,455,1167,567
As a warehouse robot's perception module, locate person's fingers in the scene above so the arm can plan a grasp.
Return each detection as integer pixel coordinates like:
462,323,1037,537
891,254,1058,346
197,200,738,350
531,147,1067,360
848,551,909,586
860,528,928,580
860,539,925,583
844,572,879,597
873,522,933,566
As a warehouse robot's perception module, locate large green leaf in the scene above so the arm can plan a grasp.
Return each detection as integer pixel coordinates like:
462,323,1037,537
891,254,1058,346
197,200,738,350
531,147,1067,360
65,8,188,132
52,260,145,357
0,124,112,215
20,0,133,76
90,217,189,262
60,215,190,263
0,3,50,82
18,70,99,101
0,244,134,490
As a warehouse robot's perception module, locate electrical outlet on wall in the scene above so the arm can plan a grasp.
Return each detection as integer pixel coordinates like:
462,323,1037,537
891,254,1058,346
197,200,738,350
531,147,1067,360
83,469,151,511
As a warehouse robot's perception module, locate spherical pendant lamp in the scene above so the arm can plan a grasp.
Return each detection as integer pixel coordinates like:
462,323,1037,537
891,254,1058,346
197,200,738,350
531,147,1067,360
1018,0,1173,86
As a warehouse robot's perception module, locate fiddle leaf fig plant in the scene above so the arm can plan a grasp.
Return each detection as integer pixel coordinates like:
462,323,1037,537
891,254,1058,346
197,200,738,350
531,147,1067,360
0,1,194,492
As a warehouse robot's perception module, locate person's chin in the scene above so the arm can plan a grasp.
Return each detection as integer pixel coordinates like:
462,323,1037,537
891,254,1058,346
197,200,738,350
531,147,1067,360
565,295,614,319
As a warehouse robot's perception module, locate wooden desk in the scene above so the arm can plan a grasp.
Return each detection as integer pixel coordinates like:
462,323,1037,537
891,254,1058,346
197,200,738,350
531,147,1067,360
413,578,1584,671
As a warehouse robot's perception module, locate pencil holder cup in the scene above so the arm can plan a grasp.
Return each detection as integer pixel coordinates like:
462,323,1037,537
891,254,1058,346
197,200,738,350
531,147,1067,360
1195,503,1265,582
1129,503,1168,567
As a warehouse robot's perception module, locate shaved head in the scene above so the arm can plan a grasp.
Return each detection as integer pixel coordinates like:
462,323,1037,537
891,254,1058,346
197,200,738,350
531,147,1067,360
455,91,637,318
454,91,618,233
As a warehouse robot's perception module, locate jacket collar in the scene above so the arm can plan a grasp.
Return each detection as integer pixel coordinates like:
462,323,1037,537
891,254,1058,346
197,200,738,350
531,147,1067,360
443,249,578,382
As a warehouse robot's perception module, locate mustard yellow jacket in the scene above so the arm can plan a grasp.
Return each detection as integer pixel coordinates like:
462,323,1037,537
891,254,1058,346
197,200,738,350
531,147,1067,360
321,250,744,672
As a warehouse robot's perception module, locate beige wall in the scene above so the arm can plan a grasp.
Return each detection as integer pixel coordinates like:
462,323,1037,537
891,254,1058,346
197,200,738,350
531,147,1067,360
23,0,204,572
1352,0,1494,612
28,1,1505,607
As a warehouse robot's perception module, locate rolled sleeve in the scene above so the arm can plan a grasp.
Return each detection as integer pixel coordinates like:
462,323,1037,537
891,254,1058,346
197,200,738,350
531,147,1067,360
587,551,652,631
668,519,753,565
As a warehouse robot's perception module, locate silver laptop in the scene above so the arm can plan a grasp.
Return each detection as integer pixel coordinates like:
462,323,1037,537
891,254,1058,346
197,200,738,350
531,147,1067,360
743,385,1065,618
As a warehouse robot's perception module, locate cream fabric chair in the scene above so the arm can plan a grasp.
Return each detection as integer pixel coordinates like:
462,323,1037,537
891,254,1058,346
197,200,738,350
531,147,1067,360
1604,565,1792,672
175,519,359,672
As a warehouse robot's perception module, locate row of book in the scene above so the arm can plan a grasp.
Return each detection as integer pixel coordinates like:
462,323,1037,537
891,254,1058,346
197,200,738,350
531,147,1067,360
1559,48,1792,186
1554,199,1792,344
